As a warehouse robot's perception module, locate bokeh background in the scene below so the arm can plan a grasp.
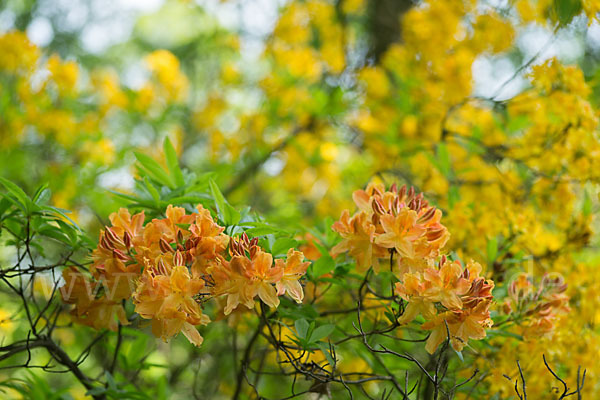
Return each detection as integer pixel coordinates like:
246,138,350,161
3,0,600,398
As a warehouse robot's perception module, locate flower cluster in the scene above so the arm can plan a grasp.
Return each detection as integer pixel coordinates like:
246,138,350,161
61,205,309,346
502,273,570,338
401,258,494,353
333,183,495,353
332,182,449,273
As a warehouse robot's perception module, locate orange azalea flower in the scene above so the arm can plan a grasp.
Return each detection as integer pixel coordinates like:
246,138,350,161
275,249,310,303
332,210,387,271
352,182,395,216
208,256,253,315
91,208,145,278
241,249,283,308
375,208,427,258
88,208,146,312
62,202,310,347
421,259,471,310
503,273,569,338
133,254,210,346
189,205,229,275
332,183,496,355
109,208,145,238
297,233,323,261
333,183,449,272
140,205,197,259
210,240,284,315
422,298,493,353
395,273,437,324
375,206,449,260
60,267,128,331
73,298,129,332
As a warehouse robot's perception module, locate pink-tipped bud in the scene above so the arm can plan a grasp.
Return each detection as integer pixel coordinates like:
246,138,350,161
398,185,407,199
418,207,436,224
174,251,184,266
407,186,415,201
100,235,112,251
393,196,401,215
230,240,242,256
105,227,124,247
372,198,385,214
112,249,129,262
439,255,447,268
390,183,397,193
249,245,258,259
123,231,132,248
371,213,379,226
157,258,168,275
427,228,445,241
160,238,174,253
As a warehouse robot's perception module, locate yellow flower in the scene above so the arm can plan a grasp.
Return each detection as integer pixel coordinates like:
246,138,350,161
0,31,40,73
47,54,79,95
145,49,189,102
0,309,14,335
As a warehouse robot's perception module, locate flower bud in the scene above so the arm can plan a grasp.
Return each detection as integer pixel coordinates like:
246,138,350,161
160,238,174,253
123,231,132,248
418,207,436,224
174,251,184,266
372,198,386,214
398,184,407,199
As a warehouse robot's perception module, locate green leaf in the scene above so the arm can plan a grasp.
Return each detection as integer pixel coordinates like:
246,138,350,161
209,179,226,216
448,185,460,208
209,179,240,225
506,115,531,134
454,349,464,362
554,0,582,26
583,189,592,216
271,238,298,256
32,183,50,205
0,197,12,218
163,137,185,187
86,387,108,396
294,319,309,339
311,255,335,277
144,177,160,205
225,203,241,225
245,226,280,236
316,342,336,366
486,329,523,341
134,151,174,189
434,143,452,177
310,324,335,342
40,205,81,231
0,177,32,213
105,371,117,390
108,190,142,203
38,225,71,244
